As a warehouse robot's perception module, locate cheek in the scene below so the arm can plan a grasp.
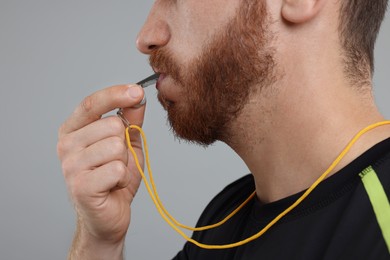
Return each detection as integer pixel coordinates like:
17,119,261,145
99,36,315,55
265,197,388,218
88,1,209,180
171,0,240,61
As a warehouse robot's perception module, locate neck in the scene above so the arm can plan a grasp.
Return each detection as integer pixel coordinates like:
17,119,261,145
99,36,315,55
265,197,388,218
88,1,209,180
225,76,389,204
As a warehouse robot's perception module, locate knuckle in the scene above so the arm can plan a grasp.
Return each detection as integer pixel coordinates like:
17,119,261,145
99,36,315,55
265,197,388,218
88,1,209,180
78,95,101,122
68,177,84,200
107,117,125,135
56,135,71,158
111,137,127,156
56,140,65,159
111,160,127,176
81,95,94,113
61,156,77,178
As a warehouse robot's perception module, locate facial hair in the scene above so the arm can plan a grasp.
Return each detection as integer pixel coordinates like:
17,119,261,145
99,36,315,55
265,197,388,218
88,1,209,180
150,0,275,146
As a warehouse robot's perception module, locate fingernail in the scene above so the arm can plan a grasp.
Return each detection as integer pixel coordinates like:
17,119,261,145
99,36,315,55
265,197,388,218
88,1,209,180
139,96,146,106
127,86,142,99
133,96,147,108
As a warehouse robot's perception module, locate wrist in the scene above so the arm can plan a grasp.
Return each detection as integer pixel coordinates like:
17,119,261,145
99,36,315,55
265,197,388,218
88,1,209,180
69,222,126,260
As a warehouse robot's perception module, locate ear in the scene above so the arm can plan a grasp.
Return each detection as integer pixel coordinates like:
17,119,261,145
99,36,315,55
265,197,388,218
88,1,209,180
281,0,326,24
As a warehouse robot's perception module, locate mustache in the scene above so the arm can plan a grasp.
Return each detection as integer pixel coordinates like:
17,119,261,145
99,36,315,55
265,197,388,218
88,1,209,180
149,49,181,83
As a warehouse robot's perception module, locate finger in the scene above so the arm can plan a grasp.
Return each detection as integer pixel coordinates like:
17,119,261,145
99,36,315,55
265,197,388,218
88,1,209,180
127,165,143,200
64,136,128,175
60,85,145,136
59,117,125,156
121,95,147,127
121,102,147,148
75,161,132,198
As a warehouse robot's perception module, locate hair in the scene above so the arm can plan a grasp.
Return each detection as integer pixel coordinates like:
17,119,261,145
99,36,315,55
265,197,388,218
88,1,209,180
338,0,388,87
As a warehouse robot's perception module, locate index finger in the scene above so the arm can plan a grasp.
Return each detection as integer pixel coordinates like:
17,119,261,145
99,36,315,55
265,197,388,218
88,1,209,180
60,84,144,136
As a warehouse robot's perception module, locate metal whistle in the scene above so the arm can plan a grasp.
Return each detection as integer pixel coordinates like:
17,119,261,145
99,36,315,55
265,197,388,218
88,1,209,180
117,73,159,127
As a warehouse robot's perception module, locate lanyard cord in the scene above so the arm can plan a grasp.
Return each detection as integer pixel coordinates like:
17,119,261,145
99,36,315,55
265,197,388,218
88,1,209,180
125,120,390,250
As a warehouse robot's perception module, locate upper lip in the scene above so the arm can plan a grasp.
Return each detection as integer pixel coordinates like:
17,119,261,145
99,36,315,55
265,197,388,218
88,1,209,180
152,67,161,75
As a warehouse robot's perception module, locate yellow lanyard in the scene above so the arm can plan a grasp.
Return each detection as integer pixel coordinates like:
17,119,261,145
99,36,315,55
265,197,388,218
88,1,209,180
126,121,390,249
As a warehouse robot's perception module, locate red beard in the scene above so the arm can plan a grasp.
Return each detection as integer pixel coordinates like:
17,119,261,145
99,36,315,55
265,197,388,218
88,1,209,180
150,0,275,145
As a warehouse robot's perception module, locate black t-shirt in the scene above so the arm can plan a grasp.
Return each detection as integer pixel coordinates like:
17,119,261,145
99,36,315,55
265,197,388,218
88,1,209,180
173,138,390,260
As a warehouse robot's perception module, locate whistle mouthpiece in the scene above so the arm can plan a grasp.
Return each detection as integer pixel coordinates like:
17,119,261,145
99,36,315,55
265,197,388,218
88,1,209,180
137,73,159,88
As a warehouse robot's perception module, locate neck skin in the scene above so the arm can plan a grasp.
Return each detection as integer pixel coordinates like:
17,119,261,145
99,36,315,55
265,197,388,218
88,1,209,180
228,69,389,204
224,8,389,204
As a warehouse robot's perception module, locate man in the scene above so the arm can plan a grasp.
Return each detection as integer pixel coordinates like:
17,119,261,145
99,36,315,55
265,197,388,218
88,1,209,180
57,0,390,259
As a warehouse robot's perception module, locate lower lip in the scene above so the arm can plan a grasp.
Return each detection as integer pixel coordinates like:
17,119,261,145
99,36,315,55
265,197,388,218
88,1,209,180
156,74,166,89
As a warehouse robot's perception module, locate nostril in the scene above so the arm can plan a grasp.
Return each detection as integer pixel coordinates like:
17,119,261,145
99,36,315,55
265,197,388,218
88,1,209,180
136,18,170,54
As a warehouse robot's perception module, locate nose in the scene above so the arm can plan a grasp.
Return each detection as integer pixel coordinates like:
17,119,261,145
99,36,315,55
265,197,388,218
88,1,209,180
136,6,171,54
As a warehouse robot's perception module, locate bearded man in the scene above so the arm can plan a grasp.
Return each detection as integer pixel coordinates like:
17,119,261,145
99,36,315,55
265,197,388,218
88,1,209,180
57,0,390,259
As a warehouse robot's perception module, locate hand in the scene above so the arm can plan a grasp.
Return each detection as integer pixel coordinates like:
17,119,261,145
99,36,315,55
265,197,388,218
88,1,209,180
57,85,146,259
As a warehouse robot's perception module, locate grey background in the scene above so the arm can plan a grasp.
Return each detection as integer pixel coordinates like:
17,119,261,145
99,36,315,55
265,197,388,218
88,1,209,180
0,1,389,259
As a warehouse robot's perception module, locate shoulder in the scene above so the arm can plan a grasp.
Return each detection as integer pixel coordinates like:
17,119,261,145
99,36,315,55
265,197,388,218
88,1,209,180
371,151,390,194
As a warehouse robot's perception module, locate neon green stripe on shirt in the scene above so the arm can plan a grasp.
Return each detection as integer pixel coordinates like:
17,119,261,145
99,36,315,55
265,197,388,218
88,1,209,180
359,166,390,252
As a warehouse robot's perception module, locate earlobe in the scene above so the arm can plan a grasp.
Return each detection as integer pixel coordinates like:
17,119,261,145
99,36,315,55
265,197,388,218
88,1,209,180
281,0,326,24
